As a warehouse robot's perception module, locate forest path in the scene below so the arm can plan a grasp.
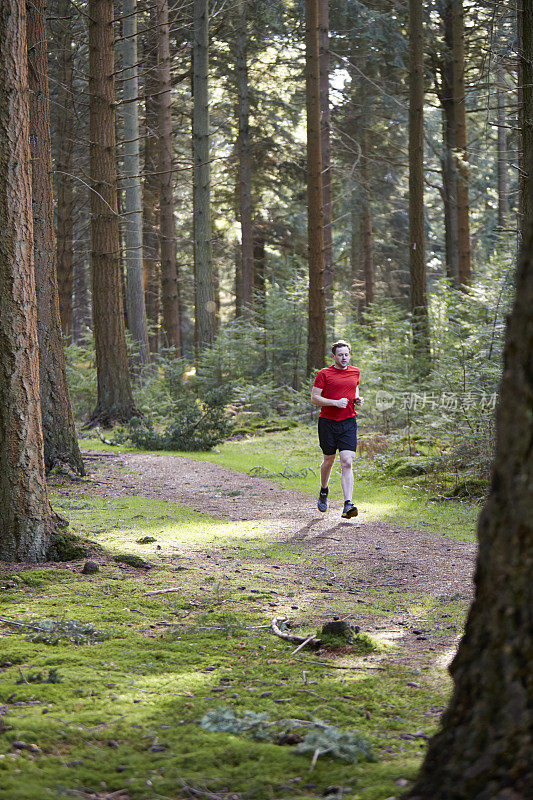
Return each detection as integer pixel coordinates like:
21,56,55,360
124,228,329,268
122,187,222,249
76,450,476,602
51,449,478,670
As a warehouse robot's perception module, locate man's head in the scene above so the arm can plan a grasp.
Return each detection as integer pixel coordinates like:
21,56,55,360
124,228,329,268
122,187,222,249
331,340,351,369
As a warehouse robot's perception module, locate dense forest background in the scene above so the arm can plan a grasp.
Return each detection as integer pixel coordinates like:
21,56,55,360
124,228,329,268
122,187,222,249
44,0,518,479
1,0,525,559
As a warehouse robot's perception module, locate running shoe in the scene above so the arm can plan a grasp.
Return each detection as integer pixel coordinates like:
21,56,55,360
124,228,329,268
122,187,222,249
317,488,328,512
341,501,358,519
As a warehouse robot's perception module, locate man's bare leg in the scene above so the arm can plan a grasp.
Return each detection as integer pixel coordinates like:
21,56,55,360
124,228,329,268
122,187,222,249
339,449,358,517
318,453,336,512
320,453,336,489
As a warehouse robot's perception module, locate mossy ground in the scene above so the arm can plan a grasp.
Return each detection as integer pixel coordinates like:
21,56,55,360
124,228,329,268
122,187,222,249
0,428,478,800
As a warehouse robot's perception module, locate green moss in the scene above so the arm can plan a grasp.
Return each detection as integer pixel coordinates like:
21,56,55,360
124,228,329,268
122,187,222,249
112,553,151,569
0,432,477,798
48,530,88,561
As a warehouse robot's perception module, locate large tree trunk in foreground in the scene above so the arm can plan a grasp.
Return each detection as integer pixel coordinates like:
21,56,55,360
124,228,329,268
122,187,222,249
404,168,533,800
54,0,75,339
193,0,216,352
0,0,54,561
122,0,149,369
452,0,471,287
306,0,326,373
157,0,181,353
27,0,84,475
408,0,431,371
88,0,136,425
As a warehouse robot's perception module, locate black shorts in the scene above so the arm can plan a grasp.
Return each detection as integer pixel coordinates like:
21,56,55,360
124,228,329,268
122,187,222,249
318,417,358,455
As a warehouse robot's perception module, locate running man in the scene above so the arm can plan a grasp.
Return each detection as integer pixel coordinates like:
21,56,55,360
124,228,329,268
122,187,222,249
311,340,363,518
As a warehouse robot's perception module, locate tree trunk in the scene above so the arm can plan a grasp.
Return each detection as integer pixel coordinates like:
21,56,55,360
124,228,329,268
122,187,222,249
54,0,74,340
254,218,266,325
157,0,181,353
73,259,91,342
88,0,136,425
306,0,326,373
438,0,460,285
0,0,54,561
408,0,431,371
404,156,533,800
319,0,333,332
27,0,84,475
193,0,215,352
518,0,531,234
452,0,471,287
143,8,160,356
122,0,149,368
496,67,509,230
235,0,254,316
350,182,364,323
360,141,374,310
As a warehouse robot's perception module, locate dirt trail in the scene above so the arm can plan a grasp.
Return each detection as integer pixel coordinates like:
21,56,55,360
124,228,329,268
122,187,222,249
76,450,477,601
46,449,481,670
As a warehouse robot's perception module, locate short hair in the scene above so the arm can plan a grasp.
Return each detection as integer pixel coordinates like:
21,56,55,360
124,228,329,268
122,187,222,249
331,340,351,354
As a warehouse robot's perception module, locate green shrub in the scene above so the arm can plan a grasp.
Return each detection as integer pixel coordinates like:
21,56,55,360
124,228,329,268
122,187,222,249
120,385,234,452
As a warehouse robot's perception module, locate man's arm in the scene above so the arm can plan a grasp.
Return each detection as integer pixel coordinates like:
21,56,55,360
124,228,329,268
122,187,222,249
311,386,348,409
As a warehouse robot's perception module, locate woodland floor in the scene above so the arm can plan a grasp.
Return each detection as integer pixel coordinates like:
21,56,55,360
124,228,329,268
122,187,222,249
56,450,477,670
0,446,479,800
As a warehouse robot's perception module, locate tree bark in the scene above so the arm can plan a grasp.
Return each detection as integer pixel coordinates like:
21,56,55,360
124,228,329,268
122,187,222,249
306,0,326,373
122,0,149,368
73,259,91,342
254,217,266,325
409,0,431,371
235,0,254,316
452,0,471,287
0,0,54,561
350,182,364,322
437,0,459,286
88,0,136,425
143,7,160,356
54,0,74,340
157,0,181,353
27,0,84,475
360,141,374,310
319,0,333,331
193,0,216,352
496,67,509,230
518,0,532,235
404,153,533,800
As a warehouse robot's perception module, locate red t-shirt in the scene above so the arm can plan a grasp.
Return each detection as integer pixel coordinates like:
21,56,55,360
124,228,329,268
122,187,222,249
313,364,360,421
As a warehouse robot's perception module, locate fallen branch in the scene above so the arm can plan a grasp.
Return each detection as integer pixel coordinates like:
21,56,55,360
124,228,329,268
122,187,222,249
95,427,118,446
271,616,321,649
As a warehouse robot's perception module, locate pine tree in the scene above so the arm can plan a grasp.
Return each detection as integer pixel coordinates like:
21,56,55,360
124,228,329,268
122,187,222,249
0,0,54,561
27,0,84,474
88,0,136,425
306,0,326,373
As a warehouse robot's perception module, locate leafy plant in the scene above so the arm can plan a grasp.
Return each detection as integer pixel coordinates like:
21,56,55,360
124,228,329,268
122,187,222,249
23,618,111,645
17,668,62,684
119,385,234,452
200,707,273,741
295,723,375,764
